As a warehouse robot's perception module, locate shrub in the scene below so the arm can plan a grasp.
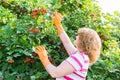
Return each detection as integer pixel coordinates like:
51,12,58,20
0,0,119,80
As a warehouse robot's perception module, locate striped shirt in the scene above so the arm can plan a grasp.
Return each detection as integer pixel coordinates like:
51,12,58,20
56,50,89,80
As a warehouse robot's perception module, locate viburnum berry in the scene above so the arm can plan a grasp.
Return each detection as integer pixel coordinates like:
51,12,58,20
30,12,37,18
28,29,40,34
30,59,36,63
24,58,36,63
32,53,38,57
8,59,14,63
49,58,54,63
24,58,31,63
32,10,38,13
39,9,47,14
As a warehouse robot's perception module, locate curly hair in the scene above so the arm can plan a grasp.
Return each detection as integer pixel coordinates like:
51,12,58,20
77,28,101,63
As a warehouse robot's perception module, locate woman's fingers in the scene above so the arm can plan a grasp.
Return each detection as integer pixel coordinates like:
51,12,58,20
36,46,45,51
54,11,63,20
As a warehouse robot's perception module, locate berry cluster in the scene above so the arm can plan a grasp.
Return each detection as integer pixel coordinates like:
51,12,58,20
30,8,47,18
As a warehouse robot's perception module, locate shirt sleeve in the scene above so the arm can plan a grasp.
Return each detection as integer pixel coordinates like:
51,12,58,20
65,52,84,71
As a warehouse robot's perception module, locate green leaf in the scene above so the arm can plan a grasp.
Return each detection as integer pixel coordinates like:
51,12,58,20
6,56,13,61
0,71,3,78
4,25,12,36
0,52,3,59
31,76,35,80
35,72,41,79
2,63,8,72
13,53,21,57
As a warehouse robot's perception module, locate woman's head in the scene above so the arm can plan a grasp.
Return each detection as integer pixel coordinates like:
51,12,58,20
74,28,101,63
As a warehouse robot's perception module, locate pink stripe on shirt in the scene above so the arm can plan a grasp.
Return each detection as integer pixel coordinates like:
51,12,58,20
71,55,83,69
80,52,89,63
73,72,85,78
80,52,85,59
64,76,73,80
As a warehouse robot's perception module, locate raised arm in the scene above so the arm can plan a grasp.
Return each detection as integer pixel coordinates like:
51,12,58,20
53,11,76,55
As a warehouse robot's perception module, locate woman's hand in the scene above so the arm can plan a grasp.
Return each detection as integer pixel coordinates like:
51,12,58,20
53,11,64,35
35,46,50,67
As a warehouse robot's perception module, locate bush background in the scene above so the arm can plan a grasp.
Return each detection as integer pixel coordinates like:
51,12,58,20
0,0,120,80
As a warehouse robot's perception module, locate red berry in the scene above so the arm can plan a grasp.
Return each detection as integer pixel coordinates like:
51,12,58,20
24,58,31,63
39,9,47,14
28,29,40,34
30,59,36,63
8,59,14,63
32,29,40,34
32,10,38,13
32,53,38,57
49,59,54,63
30,12,37,18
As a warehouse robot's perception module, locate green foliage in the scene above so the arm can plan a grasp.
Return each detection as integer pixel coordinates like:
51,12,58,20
0,0,120,80
87,11,120,80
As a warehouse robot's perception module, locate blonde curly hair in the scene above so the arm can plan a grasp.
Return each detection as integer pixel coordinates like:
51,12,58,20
77,28,101,63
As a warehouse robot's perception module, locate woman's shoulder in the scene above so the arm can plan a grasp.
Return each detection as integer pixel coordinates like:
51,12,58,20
72,50,89,61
